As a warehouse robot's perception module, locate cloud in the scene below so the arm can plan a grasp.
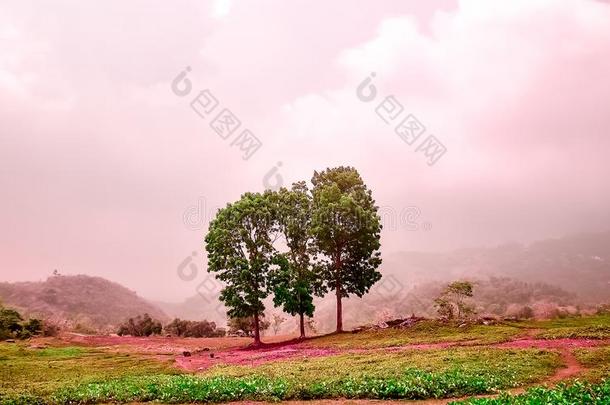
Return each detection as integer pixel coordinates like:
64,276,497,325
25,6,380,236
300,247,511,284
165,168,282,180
1,0,609,300
212,0,232,19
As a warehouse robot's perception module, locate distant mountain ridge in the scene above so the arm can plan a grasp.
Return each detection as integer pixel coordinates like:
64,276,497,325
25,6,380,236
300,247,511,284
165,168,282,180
381,231,610,302
2,231,607,334
0,274,168,332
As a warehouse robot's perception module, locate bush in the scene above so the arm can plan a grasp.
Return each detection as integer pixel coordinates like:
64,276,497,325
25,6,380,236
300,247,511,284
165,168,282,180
116,313,162,336
164,318,226,338
0,305,46,340
505,304,534,320
596,303,610,315
453,379,610,404
42,321,61,337
0,307,23,339
434,281,476,320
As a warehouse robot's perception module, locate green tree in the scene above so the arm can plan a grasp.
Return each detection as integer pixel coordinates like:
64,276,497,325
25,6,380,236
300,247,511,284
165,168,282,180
433,297,455,319
434,281,475,320
269,182,321,339
21,318,42,338
310,167,382,332
0,306,24,339
205,192,276,345
164,318,224,337
116,313,162,336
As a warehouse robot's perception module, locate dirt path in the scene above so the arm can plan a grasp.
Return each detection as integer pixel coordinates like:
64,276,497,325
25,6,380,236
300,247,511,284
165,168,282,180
128,345,592,405
548,349,584,383
175,333,609,372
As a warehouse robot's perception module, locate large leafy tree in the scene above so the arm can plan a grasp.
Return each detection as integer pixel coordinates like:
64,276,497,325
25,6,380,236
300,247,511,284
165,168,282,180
268,182,322,339
310,167,382,332
205,192,276,345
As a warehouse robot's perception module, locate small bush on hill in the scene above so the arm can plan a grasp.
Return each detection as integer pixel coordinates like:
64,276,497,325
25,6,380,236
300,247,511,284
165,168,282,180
434,281,476,320
116,313,162,336
596,303,610,315
164,318,226,337
42,321,60,337
0,304,46,340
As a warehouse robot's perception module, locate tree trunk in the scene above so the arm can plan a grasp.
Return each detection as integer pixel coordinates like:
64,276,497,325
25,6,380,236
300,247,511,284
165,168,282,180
253,312,261,345
299,313,305,339
335,252,343,333
336,286,343,333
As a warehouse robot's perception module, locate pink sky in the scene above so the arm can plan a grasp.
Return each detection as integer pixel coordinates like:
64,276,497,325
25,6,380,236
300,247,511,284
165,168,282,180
1,0,609,300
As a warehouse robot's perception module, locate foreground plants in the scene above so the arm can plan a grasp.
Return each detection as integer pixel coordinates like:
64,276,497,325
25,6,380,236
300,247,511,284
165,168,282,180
453,379,610,404
43,369,534,404
0,346,561,404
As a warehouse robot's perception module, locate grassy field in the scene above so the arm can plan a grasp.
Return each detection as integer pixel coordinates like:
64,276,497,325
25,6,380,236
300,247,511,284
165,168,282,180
206,348,559,383
506,313,610,340
452,379,610,404
44,348,560,403
306,321,522,349
1,314,609,404
575,347,610,381
0,344,178,402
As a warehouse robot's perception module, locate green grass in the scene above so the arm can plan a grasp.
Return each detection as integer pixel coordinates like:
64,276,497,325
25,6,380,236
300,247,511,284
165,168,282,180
452,379,610,404
307,321,522,349
206,348,559,384
2,314,609,404
47,372,532,404
507,313,610,339
536,325,610,339
47,348,560,403
0,343,178,401
575,347,610,381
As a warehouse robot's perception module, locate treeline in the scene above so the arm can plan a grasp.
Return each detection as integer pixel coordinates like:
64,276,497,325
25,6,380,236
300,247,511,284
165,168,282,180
116,314,220,337
116,314,272,338
205,166,383,344
165,318,225,337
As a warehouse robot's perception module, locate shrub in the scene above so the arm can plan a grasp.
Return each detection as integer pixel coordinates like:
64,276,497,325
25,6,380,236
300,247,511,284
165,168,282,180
164,318,226,338
596,303,610,315
0,305,46,340
434,281,476,320
453,379,610,404
42,321,61,337
116,313,162,336
0,307,23,339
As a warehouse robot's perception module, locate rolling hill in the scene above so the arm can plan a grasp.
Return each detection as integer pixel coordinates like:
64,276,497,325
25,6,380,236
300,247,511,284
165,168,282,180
0,274,168,333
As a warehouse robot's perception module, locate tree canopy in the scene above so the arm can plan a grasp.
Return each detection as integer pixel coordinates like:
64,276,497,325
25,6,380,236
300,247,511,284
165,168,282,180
204,167,383,342
268,182,322,338
310,167,383,332
205,191,276,345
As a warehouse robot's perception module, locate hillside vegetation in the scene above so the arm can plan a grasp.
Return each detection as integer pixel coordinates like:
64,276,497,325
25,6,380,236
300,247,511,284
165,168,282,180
0,275,168,332
383,232,610,302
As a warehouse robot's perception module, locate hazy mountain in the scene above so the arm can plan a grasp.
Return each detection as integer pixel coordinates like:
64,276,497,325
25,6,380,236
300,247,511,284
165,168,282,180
381,231,610,302
3,231,604,335
0,274,168,333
